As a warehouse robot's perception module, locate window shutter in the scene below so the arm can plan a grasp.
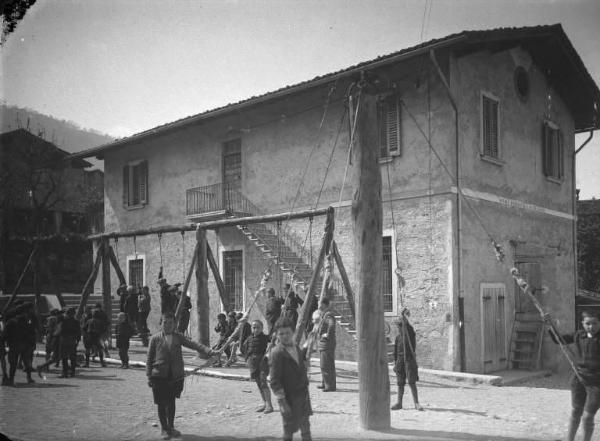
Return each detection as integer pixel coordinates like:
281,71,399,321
122,165,129,206
386,99,401,156
482,96,499,158
558,131,564,179
139,160,148,204
541,123,549,177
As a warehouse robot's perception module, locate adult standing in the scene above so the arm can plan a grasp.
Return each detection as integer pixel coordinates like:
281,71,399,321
316,298,336,392
4,303,37,385
138,286,152,346
283,284,304,330
124,286,139,333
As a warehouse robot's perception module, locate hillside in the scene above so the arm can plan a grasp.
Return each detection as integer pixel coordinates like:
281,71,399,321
0,104,114,169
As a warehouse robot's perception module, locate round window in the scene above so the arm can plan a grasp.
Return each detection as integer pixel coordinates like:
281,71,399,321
514,66,530,101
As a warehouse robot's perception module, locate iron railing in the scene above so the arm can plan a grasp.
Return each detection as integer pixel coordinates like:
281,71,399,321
186,182,254,217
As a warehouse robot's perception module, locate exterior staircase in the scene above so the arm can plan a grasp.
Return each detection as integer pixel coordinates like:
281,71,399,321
61,293,121,335
236,223,356,339
509,312,544,370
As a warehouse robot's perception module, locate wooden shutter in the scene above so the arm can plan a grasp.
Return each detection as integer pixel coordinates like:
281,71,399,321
378,96,401,158
122,165,129,206
139,160,148,204
482,96,498,158
558,130,564,179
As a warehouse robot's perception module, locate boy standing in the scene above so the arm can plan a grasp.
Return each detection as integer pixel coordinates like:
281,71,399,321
548,310,600,441
317,298,336,392
266,288,285,337
243,320,273,413
391,309,423,411
146,312,215,439
116,312,135,368
58,308,81,378
269,316,312,441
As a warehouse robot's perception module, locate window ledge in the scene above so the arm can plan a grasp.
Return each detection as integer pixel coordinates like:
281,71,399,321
378,156,394,164
545,176,563,185
124,203,147,211
479,154,504,166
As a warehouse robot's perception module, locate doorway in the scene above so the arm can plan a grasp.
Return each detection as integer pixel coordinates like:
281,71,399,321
481,283,507,373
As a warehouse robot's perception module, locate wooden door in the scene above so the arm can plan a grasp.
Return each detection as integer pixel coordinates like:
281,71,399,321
223,139,242,192
223,250,243,311
481,283,507,373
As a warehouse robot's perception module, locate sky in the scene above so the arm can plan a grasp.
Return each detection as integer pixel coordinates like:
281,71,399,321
1,0,599,198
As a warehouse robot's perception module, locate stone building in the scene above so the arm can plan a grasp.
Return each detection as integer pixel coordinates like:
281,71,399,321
72,25,599,374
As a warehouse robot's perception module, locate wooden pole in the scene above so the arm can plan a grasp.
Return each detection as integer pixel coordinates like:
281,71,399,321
353,89,390,429
107,246,126,286
332,240,356,322
294,206,334,345
76,242,103,319
2,242,39,314
175,241,198,322
101,238,113,345
206,243,229,311
195,228,210,349
88,207,330,240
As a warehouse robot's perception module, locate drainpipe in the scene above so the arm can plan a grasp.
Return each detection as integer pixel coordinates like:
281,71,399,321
573,130,594,329
429,49,464,372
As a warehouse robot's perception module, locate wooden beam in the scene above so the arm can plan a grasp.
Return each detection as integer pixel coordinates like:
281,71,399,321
175,241,198,322
332,240,356,322
353,90,390,429
294,206,335,344
2,242,39,315
206,243,229,312
87,207,330,240
76,242,103,319
101,238,113,345
107,246,127,286
196,228,210,349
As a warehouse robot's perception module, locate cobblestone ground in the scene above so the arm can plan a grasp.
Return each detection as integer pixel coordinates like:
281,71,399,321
0,348,574,441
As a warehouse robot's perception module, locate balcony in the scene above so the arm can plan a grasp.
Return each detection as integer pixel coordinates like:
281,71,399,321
186,183,258,219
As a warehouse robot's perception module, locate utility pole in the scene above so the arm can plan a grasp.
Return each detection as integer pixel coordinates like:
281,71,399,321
352,85,390,430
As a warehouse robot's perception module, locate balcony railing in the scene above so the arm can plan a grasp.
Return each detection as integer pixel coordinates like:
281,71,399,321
186,183,255,217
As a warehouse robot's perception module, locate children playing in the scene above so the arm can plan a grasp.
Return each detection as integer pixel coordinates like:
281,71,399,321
548,310,600,441
212,313,230,367
146,311,215,440
242,320,273,413
269,316,312,441
84,309,106,367
116,312,135,369
391,308,423,411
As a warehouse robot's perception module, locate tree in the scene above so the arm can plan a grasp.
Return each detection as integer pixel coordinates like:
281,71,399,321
578,200,600,293
1,0,36,45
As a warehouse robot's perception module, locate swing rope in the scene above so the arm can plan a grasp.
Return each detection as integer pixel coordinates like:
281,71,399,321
181,231,186,283
338,83,363,205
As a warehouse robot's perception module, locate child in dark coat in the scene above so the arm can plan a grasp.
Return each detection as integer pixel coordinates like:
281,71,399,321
548,310,600,441
212,313,230,367
146,311,215,439
116,312,134,368
243,320,273,413
58,308,81,378
391,309,423,411
269,316,312,441
84,310,106,367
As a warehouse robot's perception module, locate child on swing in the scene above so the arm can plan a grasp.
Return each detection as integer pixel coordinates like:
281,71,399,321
547,310,600,441
391,308,423,411
146,311,216,440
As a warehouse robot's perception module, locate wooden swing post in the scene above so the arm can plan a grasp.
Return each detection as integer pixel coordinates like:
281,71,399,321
195,228,210,349
294,206,335,344
2,241,39,314
175,241,198,323
206,243,229,311
107,245,127,286
332,240,356,321
353,89,390,429
76,242,104,319
101,238,113,344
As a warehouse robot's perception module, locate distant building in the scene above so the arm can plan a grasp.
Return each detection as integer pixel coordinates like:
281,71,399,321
73,25,599,374
0,128,104,292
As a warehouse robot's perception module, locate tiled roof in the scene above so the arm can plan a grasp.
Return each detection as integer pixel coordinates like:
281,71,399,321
70,24,599,159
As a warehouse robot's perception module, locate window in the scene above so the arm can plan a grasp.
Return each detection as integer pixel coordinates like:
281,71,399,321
123,160,148,208
381,236,393,313
542,122,564,180
128,256,144,289
223,250,243,311
481,94,500,159
378,95,401,158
